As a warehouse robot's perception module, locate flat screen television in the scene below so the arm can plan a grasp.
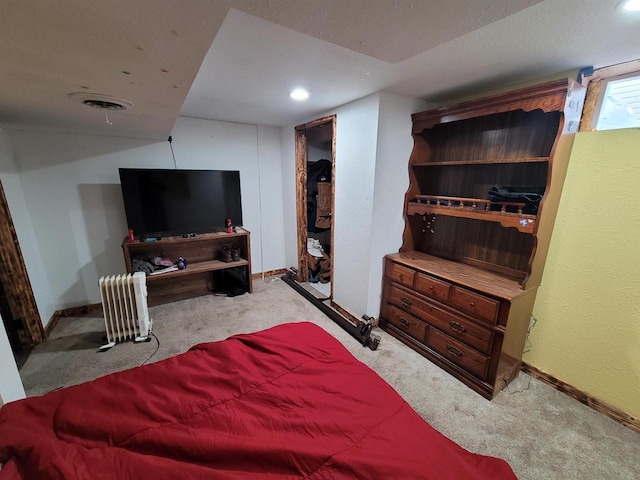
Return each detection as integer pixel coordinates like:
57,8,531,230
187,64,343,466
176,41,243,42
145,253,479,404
119,168,243,237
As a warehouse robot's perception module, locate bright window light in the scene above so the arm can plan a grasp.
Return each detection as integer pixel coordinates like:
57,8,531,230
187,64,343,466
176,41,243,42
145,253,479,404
595,73,640,131
290,88,309,101
622,0,640,11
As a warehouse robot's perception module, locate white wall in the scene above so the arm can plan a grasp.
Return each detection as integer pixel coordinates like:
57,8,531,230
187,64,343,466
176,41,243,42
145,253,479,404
366,93,430,316
0,315,25,405
331,95,380,314
7,117,285,323
256,125,286,273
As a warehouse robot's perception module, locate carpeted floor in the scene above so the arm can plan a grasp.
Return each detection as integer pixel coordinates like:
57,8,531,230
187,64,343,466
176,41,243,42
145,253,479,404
18,277,640,480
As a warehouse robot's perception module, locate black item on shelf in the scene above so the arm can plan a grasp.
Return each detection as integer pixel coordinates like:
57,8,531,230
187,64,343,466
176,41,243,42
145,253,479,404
487,186,545,214
212,267,248,297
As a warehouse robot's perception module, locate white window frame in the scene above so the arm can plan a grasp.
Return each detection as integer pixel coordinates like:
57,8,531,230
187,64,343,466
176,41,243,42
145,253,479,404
584,59,640,131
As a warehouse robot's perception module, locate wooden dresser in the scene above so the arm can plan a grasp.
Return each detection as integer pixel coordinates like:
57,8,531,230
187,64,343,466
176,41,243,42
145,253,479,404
379,79,585,399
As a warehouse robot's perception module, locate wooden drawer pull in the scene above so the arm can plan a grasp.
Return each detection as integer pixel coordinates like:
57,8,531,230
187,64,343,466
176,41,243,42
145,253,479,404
469,302,476,307
401,297,412,307
399,317,409,327
449,321,467,334
447,345,463,357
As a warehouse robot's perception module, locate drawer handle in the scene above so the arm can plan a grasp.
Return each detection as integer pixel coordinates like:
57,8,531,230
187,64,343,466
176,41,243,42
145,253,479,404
469,302,476,307
449,321,467,334
447,345,463,357
399,317,409,327
401,297,412,307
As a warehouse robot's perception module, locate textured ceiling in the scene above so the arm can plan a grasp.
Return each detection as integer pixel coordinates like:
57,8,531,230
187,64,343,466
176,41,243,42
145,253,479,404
1,1,639,139
234,0,544,63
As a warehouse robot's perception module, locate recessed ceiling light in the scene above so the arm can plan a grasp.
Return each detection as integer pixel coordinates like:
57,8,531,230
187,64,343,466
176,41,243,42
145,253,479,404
621,0,640,11
290,88,309,101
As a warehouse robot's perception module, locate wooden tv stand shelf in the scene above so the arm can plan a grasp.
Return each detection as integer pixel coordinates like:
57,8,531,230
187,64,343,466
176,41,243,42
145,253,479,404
122,228,252,306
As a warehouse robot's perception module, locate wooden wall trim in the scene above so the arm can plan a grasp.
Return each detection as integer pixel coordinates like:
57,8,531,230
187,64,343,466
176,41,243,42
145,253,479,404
295,128,309,282
521,362,640,434
294,114,337,285
0,179,44,347
578,79,601,132
45,304,102,339
251,268,286,280
329,300,379,329
295,115,335,131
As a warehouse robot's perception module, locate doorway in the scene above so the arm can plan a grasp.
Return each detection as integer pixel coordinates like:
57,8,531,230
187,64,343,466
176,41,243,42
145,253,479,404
294,115,336,298
0,178,44,367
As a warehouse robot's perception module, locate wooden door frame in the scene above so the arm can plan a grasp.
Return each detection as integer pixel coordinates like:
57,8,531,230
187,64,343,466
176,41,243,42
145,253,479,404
0,178,44,348
294,115,336,290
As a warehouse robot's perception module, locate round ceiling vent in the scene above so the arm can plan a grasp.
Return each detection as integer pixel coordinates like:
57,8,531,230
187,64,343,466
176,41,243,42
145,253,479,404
69,92,134,110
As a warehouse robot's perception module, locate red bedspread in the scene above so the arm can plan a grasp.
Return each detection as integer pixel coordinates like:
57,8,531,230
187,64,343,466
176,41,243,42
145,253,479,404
0,322,517,479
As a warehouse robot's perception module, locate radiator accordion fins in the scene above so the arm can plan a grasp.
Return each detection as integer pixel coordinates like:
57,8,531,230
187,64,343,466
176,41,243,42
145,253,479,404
98,272,152,350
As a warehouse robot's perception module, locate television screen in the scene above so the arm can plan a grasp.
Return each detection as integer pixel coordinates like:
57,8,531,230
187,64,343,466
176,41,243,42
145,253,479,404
119,168,243,237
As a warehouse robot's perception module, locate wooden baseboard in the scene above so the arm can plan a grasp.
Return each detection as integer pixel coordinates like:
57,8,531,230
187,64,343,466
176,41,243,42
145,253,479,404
329,301,360,326
252,268,287,280
43,269,288,339
521,362,640,434
329,301,380,328
45,303,102,339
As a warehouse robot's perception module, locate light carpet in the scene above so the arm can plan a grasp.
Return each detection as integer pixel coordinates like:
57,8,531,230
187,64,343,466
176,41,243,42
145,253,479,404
18,277,640,480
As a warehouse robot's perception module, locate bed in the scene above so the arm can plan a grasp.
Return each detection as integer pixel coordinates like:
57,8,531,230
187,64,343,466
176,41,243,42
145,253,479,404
0,322,517,479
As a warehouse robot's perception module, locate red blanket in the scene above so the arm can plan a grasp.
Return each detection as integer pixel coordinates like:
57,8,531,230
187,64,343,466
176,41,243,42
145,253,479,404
0,322,516,479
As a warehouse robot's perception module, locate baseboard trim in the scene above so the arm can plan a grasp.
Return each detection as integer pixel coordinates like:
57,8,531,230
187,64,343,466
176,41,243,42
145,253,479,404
329,301,361,326
330,301,380,329
45,303,102,339
43,270,288,338
252,268,287,280
521,362,640,434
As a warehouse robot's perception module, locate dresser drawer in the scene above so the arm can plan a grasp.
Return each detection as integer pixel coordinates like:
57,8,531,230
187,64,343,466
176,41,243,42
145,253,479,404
386,261,415,288
386,283,435,322
421,300,493,355
382,303,427,342
427,328,489,380
451,286,499,324
415,273,451,303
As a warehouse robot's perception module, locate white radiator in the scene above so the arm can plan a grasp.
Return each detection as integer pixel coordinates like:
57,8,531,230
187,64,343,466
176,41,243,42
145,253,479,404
99,272,152,350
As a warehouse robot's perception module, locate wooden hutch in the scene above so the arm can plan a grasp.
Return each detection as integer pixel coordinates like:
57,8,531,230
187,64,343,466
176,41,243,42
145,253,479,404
379,79,585,399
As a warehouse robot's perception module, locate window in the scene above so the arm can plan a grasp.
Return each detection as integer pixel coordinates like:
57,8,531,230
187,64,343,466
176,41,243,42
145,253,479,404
595,73,640,130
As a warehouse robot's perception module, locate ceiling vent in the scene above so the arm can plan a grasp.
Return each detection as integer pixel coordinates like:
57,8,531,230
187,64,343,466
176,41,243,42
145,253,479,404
69,92,134,110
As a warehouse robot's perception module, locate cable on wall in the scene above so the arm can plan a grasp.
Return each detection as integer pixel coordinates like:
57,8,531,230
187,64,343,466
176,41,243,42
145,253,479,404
168,136,177,169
